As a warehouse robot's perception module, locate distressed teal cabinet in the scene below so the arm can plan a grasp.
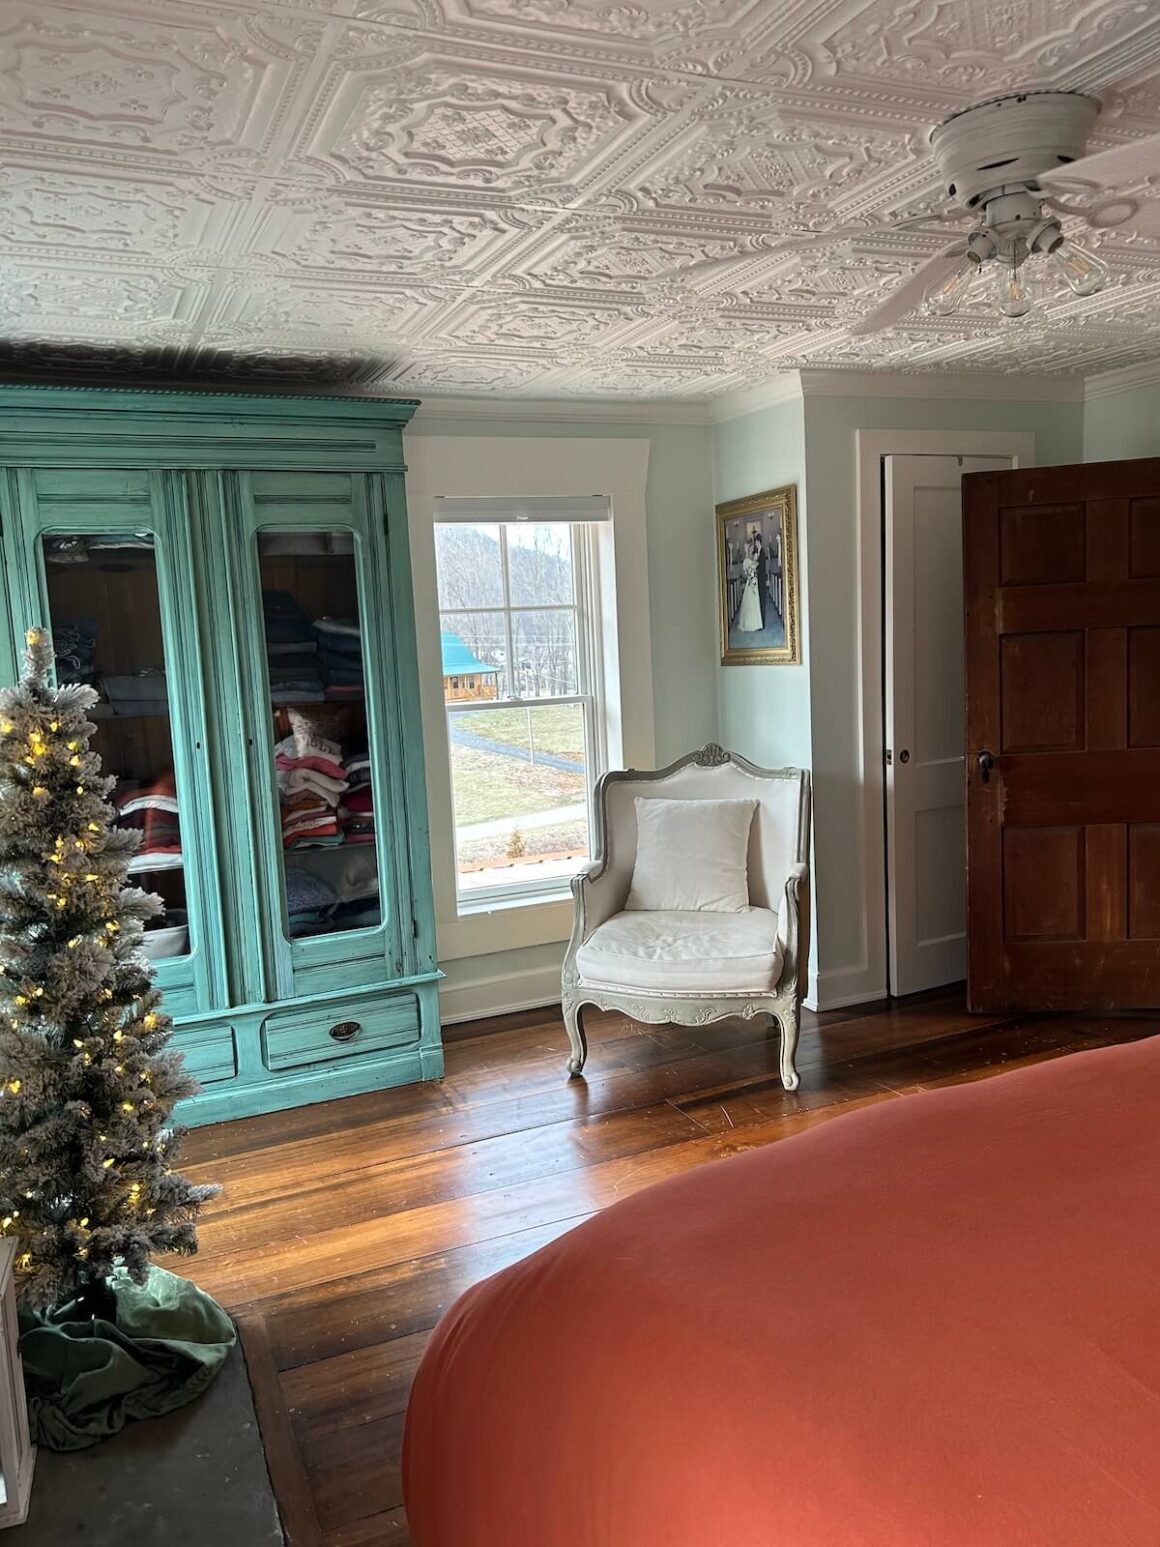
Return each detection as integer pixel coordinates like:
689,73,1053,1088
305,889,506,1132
0,387,442,1125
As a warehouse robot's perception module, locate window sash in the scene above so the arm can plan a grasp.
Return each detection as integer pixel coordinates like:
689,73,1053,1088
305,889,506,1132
436,520,605,904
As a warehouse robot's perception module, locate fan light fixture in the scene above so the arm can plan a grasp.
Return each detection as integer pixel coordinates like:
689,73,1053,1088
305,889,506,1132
923,218,1108,319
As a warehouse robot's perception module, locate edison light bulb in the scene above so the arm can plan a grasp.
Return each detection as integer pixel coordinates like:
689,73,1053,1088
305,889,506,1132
995,257,1032,318
924,257,978,316
1050,237,1109,298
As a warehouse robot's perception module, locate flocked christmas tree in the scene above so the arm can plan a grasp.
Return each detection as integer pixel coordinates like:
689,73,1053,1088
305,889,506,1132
0,627,214,1315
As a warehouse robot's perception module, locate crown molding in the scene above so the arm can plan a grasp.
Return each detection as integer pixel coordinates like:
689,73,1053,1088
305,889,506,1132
1084,359,1160,400
793,368,1086,402
707,374,804,424
410,392,710,426
403,359,1158,432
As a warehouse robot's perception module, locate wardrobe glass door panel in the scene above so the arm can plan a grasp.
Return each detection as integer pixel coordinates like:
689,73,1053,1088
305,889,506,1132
6,468,226,1020
259,533,381,939
42,535,186,923
236,471,405,998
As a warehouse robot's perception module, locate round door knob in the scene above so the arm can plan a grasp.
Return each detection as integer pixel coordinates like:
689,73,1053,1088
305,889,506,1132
898,749,910,764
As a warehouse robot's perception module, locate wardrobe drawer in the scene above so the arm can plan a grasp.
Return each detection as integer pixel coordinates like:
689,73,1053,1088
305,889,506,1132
173,1024,238,1086
262,995,420,1073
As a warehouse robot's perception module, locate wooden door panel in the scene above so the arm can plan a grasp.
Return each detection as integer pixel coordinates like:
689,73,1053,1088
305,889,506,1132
999,632,1084,751
999,503,1086,584
965,458,1160,1010
1128,626,1160,744
1129,497,1160,576
1002,827,1084,941
1128,825,1160,939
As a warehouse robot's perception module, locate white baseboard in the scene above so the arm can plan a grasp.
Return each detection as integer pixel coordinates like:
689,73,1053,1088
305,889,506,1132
807,963,888,1014
438,963,563,1026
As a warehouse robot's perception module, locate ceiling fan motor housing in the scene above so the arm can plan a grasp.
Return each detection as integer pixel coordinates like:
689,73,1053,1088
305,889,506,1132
930,91,1100,208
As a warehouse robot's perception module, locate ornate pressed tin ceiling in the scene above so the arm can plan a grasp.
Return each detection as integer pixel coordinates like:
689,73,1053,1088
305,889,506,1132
1,0,1160,398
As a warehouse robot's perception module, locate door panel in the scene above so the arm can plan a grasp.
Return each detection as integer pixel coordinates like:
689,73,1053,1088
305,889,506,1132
231,470,407,1003
884,454,1010,996
0,467,227,1013
964,456,1160,1010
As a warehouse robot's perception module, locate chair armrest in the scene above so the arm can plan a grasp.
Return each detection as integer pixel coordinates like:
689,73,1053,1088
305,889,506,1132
569,861,623,948
777,862,810,999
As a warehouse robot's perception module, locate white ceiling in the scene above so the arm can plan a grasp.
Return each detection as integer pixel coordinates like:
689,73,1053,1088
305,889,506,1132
2,0,1160,399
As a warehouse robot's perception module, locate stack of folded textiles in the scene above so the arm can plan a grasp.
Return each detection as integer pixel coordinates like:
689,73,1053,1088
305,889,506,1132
285,866,337,939
338,747,375,845
276,713,349,849
264,591,324,704
116,770,182,872
53,618,98,685
102,666,168,716
314,617,365,700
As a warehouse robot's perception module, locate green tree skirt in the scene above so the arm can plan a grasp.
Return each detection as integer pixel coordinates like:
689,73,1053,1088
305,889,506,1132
18,1265,235,1451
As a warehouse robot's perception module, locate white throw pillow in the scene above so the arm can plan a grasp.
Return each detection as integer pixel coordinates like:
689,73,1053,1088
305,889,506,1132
625,797,757,913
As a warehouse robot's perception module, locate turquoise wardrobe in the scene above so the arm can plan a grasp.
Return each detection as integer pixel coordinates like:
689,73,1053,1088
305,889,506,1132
0,387,442,1125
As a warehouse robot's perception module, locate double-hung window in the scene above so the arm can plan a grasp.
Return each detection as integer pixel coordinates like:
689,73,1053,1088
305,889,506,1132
433,495,611,907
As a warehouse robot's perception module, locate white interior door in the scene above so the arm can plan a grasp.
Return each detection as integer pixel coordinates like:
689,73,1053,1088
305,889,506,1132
884,454,1010,996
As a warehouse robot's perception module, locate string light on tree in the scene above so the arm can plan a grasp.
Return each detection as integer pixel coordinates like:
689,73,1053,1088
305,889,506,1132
0,627,216,1314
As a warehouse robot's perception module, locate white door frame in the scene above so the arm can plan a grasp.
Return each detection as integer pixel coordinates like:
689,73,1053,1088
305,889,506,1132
854,428,1036,1006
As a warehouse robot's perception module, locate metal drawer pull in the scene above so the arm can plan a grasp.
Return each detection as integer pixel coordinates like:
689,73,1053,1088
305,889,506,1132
328,1020,361,1043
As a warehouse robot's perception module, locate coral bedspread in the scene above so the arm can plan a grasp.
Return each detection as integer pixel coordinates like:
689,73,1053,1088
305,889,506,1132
403,1038,1160,1546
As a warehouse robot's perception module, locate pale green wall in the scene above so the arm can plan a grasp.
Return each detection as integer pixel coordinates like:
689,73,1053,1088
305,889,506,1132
1085,383,1160,461
408,414,717,763
713,396,811,770
405,412,717,1022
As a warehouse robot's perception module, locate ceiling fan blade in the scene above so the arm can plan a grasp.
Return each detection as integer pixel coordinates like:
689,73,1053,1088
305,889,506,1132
848,243,966,337
1039,132,1160,192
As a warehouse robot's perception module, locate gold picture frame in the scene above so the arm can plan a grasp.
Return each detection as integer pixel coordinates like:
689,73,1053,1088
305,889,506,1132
716,484,801,666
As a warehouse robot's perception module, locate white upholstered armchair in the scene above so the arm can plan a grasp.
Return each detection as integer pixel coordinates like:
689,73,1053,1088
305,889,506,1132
562,744,811,1089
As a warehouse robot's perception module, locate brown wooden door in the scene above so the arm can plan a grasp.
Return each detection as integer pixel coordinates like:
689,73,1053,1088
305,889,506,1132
963,458,1160,1012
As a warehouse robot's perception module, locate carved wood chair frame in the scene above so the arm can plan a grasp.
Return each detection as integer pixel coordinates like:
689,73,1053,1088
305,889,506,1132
561,744,811,1089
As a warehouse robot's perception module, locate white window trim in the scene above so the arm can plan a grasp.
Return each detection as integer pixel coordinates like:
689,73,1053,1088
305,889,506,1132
441,521,603,909
404,433,653,964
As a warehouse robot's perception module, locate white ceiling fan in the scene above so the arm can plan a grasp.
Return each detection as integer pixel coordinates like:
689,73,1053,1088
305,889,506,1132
782,92,1160,336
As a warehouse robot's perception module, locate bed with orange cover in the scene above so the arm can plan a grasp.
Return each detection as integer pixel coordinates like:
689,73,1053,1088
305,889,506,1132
403,1038,1160,1547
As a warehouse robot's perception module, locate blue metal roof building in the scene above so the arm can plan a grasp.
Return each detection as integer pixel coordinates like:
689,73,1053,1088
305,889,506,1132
440,630,500,678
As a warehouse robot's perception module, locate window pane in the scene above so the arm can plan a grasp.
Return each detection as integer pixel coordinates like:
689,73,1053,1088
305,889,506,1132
42,534,189,958
434,523,504,610
441,610,508,702
506,523,574,606
258,532,383,940
448,703,590,894
512,609,578,697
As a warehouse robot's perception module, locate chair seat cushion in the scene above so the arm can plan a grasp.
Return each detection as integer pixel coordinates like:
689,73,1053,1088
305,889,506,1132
576,909,783,995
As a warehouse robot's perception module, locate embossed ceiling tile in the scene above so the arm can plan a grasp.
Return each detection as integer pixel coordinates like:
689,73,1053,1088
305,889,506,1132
206,276,447,342
0,165,237,257
245,193,528,277
514,217,761,292
621,96,922,219
294,42,646,197
0,3,312,168
799,0,1160,97
444,0,772,50
0,264,209,333
427,292,644,347
376,349,563,390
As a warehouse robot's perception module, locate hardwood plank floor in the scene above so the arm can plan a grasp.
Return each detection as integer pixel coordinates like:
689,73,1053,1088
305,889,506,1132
173,992,1157,1546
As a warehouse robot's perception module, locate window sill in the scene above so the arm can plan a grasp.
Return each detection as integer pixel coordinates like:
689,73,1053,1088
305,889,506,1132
436,893,575,963
456,886,572,918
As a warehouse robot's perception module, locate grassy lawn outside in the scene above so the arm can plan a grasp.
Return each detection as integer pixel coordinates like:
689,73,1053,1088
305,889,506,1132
451,703,585,762
449,744,585,826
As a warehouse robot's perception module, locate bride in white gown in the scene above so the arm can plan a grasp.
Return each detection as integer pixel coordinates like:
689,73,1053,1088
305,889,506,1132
736,546,764,633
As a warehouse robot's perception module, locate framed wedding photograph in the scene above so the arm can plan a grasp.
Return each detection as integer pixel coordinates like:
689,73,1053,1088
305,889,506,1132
717,484,801,666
